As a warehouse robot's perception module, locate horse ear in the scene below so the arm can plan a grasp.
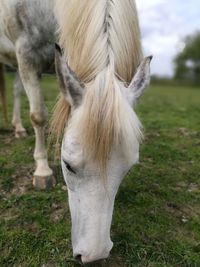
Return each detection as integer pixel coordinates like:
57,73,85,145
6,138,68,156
127,56,152,105
55,43,85,107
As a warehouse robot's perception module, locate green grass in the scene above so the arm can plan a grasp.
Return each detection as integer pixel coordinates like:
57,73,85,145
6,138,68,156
0,73,200,267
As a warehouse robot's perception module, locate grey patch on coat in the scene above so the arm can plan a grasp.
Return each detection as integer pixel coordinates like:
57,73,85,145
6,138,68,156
15,0,57,72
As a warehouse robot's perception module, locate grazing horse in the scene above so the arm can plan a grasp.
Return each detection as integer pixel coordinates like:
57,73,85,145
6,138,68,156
51,0,152,263
0,0,56,188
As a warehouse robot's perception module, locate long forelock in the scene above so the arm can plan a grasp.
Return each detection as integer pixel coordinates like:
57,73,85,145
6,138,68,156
52,0,143,168
77,74,143,170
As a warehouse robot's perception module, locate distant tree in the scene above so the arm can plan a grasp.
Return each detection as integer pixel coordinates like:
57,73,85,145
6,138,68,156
174,32,200,84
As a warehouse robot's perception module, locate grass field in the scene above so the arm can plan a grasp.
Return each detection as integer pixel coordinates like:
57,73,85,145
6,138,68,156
0,73,200,267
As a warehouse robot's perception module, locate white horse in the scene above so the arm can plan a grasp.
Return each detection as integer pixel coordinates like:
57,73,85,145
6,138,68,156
51,0,152,264
0,0,56,188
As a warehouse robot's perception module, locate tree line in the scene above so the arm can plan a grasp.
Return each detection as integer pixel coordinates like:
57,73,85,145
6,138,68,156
174,31,200,85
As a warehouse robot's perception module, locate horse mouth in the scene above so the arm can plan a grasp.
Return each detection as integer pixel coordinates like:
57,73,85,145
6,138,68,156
74,254,109,265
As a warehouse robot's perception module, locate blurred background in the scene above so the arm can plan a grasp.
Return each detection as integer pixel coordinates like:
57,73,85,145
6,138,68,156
136,0,200,86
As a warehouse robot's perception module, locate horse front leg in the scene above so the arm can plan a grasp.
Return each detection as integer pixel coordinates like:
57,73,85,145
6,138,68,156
16,44,55,189
12,72,27,138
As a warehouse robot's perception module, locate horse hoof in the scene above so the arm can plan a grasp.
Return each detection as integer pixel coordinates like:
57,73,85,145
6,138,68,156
33,175,56,189
15,130,27,139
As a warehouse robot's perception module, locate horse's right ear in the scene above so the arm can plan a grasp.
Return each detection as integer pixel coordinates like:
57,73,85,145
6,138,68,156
55,43,85,107
127,56,152,105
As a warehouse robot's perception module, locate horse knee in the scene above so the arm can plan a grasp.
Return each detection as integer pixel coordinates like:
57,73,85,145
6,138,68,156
30,112,47,127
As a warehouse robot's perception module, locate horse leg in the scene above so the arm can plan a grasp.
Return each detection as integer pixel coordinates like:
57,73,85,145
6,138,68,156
12,71,27,138
0,63,8,124
16,42,55,189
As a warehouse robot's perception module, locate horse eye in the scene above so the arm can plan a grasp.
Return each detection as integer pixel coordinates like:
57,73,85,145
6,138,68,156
63,160,76,174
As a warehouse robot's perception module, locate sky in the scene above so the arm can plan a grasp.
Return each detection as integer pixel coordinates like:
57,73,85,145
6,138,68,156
135,0,200,77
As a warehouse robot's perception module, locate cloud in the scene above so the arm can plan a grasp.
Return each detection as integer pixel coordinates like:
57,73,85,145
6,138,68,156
136,0,166,11
135,0,200,76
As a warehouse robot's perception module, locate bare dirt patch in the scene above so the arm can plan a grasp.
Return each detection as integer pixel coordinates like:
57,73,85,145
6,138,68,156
0,207,19,223
166,202,200,223
50,202,68,223
1,166,34,197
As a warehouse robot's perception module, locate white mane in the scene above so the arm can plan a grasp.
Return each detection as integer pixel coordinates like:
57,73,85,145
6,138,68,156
51,0,143,168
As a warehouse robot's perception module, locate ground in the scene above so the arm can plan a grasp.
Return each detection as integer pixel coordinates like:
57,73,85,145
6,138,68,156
0,73,200,267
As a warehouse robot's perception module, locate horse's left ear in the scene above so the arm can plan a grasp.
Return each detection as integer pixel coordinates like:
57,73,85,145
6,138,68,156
127,56,152,105
55,43,85,107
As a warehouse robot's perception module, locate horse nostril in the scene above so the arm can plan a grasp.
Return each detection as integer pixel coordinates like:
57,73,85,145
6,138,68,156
75,254,83,264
